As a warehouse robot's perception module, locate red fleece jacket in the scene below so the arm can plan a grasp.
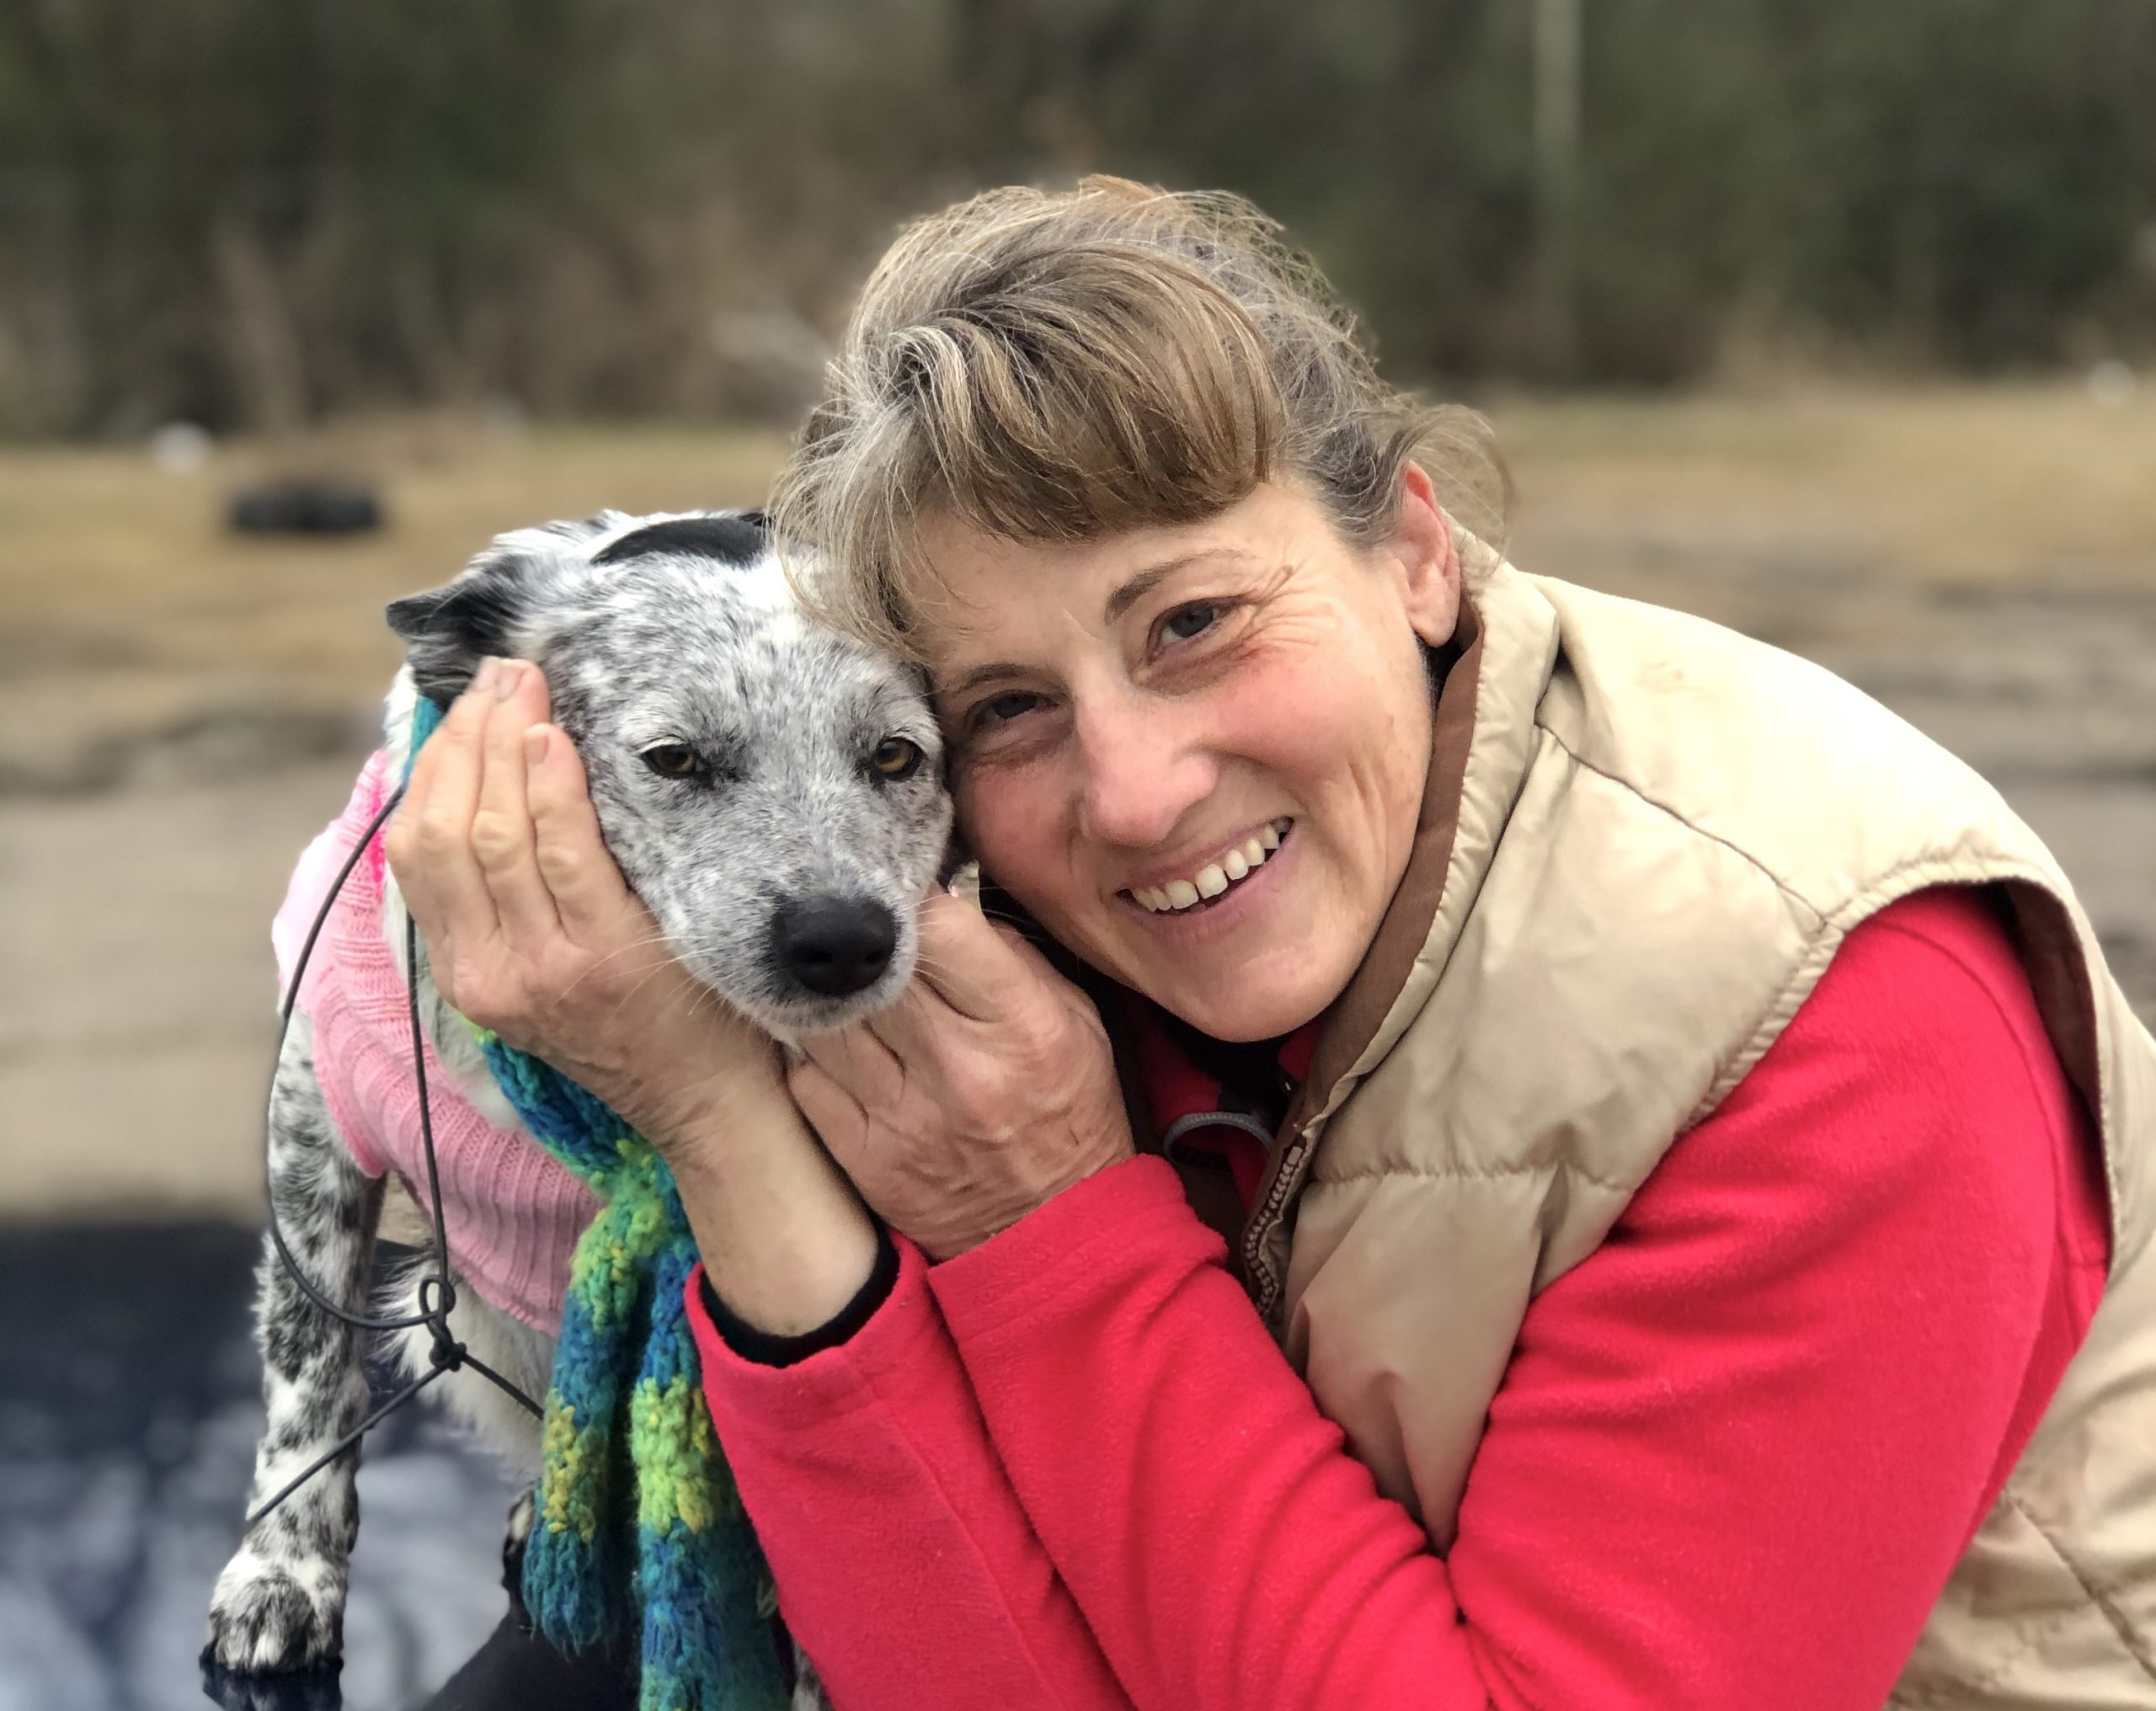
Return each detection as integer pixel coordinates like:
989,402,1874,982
689,887,2111,1711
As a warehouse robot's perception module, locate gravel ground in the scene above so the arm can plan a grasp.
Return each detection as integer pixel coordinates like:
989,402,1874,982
0,1226,514,1711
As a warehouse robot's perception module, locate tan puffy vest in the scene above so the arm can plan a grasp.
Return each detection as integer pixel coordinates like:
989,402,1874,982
1235,562,2156,1705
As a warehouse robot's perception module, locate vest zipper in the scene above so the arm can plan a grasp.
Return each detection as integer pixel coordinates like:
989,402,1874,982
1241,1118,1320,1325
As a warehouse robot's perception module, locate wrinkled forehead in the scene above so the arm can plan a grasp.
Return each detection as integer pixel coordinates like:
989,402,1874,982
906,485,1313,680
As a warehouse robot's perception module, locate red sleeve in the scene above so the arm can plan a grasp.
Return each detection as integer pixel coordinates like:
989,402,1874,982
689,1239,1136,1711
925,887,2109,1711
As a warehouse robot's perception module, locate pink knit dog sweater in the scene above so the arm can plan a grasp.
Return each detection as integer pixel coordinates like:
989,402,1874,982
271,750,599,1333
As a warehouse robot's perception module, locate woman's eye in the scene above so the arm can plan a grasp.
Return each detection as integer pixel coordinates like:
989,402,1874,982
640,743,702,779
974,690,1043,728
869,736,924,781
1158,602,1221,645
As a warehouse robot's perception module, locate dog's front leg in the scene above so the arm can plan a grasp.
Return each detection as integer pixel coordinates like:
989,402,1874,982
793,1649,835,1710
206,1016,385,1674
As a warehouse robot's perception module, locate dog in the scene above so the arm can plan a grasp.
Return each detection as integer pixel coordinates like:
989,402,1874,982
205,509,953,1709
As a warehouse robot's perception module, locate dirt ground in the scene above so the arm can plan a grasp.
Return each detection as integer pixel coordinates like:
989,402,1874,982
3,384,2152,1220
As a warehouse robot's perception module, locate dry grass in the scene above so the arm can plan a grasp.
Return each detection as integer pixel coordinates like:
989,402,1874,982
1495,380,2156,599
0,418,790,786
2,381,2150,790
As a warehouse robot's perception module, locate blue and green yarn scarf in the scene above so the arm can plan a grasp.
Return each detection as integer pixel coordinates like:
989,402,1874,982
407,695,788,1711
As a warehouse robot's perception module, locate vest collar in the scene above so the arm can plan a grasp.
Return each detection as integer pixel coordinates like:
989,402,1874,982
1238,563,1563,1314
1297,562,1561,1135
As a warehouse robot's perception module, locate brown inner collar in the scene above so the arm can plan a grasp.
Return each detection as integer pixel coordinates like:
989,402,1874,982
1287,589,1487,1129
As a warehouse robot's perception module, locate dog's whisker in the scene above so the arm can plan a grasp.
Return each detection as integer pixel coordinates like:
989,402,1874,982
557,934,681,1002
584,929,680,967
606,960,688,1021
974,909,1038,932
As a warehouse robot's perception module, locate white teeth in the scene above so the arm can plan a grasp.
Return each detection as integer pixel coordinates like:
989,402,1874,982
1129,818,1294,914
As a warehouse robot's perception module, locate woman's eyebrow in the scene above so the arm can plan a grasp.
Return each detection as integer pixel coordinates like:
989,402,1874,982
938,547,1259,700
1102,547,1256,623
939,662,1027,701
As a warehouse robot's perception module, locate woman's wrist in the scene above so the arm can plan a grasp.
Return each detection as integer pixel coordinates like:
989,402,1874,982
664,1068,883,1337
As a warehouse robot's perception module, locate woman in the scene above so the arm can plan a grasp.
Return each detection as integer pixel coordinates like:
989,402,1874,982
391,179,2156,1708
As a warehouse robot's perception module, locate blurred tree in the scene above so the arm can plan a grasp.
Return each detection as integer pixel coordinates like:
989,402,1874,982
0,0,2149,434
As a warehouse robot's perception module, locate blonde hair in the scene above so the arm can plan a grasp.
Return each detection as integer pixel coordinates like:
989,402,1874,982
772,176,1508,658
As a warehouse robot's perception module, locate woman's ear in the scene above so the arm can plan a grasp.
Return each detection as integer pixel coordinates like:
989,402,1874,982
1391,462,1461,649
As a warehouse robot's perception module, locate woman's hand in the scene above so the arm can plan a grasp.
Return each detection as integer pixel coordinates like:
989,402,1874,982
790,895,1136,1261
384,658,776,1142
385,658,881,1333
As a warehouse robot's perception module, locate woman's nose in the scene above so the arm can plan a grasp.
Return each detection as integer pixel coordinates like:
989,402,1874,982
1072,690,1215,850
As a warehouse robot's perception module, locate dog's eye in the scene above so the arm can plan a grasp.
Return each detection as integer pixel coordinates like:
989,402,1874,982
640,743,702,779
869,737,924,782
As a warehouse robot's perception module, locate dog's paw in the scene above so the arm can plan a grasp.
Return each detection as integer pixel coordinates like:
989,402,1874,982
199,1651,343,1711
204,1550,345,1675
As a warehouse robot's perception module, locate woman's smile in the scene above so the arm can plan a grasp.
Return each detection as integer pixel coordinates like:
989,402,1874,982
1121,817,1291,915
1115,816,1299,957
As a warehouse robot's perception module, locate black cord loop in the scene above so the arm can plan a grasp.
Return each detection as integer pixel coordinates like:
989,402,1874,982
247,776,542,1535
416,1271,459,1325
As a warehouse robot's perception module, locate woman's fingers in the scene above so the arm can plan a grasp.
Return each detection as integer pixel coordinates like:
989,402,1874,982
869,893,1078,1068
786,1053,871,1160
521,720,638,945
797,1022,909,1114
471,662,562,948
907,891,1046,1021
388,668,499,948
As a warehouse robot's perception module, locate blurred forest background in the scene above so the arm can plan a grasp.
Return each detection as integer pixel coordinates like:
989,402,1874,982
3,0,2154,438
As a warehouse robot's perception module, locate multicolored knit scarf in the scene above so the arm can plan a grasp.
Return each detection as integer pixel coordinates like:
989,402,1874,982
407,696,788,1711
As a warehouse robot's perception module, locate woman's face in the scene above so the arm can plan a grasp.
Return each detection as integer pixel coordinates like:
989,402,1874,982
921,473,1460,1041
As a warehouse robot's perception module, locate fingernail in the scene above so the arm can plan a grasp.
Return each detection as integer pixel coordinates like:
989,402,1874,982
524,725,550,765
470,658,499,697
494,660,522,701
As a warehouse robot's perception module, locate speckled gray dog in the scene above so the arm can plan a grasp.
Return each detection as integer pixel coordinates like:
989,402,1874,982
206,509,951,1710
396,509,953,1037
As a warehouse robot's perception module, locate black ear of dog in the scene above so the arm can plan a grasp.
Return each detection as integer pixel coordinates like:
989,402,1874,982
591,510,768,568
385,554,532,705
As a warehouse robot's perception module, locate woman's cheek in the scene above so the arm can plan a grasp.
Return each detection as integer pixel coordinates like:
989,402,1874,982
955,765,1054,894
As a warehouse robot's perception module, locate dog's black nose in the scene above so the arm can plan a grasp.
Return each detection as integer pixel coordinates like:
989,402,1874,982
771,895,899,998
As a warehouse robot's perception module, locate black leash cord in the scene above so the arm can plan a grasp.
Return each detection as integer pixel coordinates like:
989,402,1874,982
245,1364,448,1529
263,786,428,1335
249,777,543,1529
